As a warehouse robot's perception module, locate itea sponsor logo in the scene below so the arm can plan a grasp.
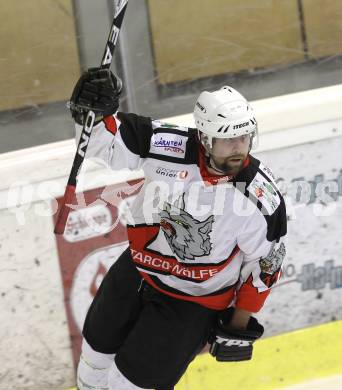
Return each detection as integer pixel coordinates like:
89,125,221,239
233,121,249,130
155,167,188,179
64,204,112,242
150,134,188,158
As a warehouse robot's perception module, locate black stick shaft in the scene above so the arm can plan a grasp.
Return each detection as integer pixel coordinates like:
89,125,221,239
54,0,128,234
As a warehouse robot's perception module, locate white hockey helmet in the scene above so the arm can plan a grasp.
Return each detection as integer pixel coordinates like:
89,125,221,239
193,86,258,148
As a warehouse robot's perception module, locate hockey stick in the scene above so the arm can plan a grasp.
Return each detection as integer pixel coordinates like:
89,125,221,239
54,0,128,235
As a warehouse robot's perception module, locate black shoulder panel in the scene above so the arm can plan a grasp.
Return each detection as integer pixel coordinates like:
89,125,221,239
117,113,200,164
264,196,287,242
117,112,154,157
233,155,287,242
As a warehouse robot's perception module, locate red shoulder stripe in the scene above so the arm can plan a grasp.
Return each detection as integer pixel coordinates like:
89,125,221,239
103,115,118,135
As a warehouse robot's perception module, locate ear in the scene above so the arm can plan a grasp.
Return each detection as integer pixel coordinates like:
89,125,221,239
198,215,214,235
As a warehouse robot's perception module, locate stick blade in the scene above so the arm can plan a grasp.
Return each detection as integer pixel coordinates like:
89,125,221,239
54,184,76,235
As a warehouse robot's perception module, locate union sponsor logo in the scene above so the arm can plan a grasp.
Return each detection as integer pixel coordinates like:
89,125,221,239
155,167,188,179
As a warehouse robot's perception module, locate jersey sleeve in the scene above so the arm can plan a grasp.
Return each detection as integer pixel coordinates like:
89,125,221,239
235,197,287,313
74,112,153,171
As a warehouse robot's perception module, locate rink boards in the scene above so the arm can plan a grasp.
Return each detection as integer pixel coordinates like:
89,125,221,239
1,85,342,389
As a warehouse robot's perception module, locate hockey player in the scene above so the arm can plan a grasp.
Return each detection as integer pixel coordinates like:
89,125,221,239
70,68,287,390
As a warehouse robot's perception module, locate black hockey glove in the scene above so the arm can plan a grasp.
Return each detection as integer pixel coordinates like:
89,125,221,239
209,307,264,362
69,67,122,125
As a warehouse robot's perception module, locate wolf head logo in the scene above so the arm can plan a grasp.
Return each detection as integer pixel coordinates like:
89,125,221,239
159,194,214,261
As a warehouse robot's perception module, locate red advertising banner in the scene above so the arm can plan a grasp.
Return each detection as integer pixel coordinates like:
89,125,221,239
53,179,143,368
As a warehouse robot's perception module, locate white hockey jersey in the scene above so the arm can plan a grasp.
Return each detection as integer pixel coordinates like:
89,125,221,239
75,112,287,312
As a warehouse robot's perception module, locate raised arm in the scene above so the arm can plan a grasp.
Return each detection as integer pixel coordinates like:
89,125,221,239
69,67,154,171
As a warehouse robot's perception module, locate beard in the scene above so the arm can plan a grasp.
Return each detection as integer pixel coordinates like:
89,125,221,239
210,154,246,175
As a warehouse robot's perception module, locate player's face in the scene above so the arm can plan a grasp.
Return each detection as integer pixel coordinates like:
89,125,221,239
210,134,250,175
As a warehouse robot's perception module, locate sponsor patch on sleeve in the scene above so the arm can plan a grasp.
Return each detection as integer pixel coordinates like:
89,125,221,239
247,172,281,214
150,133,188,159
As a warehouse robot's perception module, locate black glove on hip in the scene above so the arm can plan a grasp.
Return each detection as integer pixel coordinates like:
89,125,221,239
69,67,122,125
209,307,264,362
